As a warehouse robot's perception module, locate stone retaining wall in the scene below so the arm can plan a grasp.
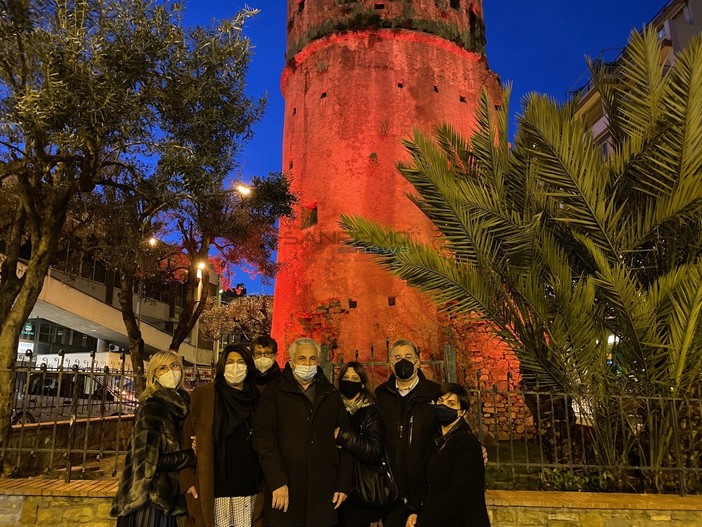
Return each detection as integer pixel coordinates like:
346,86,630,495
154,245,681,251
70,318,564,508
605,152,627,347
1,481,701,527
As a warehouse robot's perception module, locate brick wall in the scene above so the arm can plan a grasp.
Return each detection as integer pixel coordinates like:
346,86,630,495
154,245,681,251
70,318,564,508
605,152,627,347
1,481,701,527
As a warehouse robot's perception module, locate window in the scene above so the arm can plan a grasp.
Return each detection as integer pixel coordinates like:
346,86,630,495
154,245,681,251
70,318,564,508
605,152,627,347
450,0,460,8
301,202,318,229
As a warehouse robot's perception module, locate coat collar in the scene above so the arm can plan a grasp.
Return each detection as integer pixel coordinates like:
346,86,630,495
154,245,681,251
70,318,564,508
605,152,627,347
149,386,190,419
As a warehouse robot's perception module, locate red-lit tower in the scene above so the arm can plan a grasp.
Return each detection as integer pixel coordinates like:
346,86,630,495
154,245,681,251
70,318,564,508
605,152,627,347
272,0,501,358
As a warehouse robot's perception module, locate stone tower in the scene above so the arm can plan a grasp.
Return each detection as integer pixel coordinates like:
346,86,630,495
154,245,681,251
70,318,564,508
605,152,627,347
272,0,501,359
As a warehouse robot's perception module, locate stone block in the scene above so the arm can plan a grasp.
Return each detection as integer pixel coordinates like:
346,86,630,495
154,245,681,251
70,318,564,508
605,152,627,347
516,508,548,525
66,505,97,523
37,505,64,523
492,506,517,522
95,501,113,520
19,497,38,524
577,512,604,527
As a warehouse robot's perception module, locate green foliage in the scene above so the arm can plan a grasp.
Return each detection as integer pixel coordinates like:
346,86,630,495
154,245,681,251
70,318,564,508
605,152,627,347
341,27,702,491
286,7,486,61
0,0,294,407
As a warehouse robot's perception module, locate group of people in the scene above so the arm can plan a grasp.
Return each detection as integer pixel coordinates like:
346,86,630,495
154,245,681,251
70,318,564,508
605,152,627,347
111,337,490,527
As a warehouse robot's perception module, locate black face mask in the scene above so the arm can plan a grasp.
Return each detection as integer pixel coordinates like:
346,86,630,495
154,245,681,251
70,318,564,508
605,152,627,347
394,358,415,380
435,404,460,426
339,380,363,399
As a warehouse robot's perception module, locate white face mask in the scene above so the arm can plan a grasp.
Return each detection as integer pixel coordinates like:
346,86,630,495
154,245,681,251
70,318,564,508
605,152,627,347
254,356,276,373
158,370,181,389
224,363,247,385
292,363,317,383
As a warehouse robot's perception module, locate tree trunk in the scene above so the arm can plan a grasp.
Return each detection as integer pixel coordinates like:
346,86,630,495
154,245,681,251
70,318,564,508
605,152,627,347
117,274,146,395
169,267,211,351
0,234,59,459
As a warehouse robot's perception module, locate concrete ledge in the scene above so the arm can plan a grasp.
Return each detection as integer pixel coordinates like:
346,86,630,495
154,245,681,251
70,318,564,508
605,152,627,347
487,489,702,511
0,478,117,498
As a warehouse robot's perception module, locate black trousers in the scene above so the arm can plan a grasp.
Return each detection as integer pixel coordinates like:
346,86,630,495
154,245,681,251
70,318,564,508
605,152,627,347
379,500,409,527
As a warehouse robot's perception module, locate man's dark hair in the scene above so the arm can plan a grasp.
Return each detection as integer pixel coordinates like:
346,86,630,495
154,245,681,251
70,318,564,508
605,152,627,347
215,342,255,382
438,382,471,411
252,335,278,354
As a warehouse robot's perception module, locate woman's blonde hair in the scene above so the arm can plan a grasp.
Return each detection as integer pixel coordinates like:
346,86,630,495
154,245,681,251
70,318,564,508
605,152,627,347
139,350,183,401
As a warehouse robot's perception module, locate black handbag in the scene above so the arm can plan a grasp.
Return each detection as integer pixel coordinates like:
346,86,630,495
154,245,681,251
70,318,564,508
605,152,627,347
350,450,399,509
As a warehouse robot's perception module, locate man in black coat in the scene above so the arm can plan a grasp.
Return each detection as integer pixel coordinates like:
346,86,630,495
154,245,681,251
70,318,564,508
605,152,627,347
253,338,353,527
375,339,441,527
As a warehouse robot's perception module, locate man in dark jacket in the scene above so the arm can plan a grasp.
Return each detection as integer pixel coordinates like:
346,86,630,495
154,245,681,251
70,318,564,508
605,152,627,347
253,338,353,527
375,339,440,527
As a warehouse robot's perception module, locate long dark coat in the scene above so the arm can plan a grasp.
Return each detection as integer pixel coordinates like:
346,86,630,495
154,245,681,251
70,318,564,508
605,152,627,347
252,364,353,527
179,382,263,527
417,421,490,527
111,387,190,518
375,371,440,511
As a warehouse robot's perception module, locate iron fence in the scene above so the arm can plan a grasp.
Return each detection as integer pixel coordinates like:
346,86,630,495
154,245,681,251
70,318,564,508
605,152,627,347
1,355,138,482
2,345,700,494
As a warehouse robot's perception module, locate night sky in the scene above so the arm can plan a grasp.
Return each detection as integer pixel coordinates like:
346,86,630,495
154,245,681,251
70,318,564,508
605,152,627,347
182,0,672,294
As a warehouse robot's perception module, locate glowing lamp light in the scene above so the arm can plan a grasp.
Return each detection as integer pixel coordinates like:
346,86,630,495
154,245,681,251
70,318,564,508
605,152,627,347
148,237,158,247
235,183,253,196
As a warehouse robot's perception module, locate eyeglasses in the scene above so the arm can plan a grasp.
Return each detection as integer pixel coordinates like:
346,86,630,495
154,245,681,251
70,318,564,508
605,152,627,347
253,351,276,359
156,362,181,374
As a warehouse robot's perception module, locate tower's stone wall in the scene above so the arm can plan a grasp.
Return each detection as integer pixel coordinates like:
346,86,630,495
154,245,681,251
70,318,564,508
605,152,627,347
272,25,501,356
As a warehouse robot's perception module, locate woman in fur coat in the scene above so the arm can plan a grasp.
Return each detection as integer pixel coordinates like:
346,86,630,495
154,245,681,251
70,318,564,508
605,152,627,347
111,350,195,527
180,343,261,527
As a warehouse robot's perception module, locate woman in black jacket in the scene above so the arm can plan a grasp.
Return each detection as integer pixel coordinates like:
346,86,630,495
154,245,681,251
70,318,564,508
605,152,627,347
405,383,489,527
334,361,388,527
112,350,195,527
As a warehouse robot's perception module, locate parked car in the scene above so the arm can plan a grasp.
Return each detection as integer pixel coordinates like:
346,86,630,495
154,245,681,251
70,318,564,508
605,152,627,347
12,369,137,425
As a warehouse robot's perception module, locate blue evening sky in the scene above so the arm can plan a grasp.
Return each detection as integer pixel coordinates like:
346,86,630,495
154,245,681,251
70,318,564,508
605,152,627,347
183,0,670,294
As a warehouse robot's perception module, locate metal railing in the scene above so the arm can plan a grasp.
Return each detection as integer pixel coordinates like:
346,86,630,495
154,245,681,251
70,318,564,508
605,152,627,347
3,345,700,494
2,355,137,482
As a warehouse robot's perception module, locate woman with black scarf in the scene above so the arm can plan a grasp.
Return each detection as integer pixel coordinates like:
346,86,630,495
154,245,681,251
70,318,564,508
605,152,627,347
180,343,261,527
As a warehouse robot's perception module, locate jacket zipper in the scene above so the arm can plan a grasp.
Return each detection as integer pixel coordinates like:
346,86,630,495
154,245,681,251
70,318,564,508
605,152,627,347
409,415,414,446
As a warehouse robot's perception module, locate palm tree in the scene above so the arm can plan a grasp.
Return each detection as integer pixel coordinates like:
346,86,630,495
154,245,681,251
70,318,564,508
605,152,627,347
341,28,702,490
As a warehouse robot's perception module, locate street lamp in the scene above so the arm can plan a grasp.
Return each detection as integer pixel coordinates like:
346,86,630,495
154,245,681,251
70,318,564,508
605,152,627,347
234,183,253,197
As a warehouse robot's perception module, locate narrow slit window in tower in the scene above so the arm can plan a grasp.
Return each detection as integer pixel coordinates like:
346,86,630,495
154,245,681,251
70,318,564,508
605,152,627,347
388,296,396,307
450,0,460,9
433,85,439,93
397,81,404,89
320,91,327,99
288,160,294,170
301,202,318,229
459,95,467,103
292,107,297,116
374,3,385,9
297,0,305,13
348,299,358,309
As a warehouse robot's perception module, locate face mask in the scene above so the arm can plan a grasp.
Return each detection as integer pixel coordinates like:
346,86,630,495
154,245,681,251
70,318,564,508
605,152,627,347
254,356,276,373
435,404,461,426
158,370,181,389
292,363,317,383
224,363,247,385
339,380,363,399
394,358,415,380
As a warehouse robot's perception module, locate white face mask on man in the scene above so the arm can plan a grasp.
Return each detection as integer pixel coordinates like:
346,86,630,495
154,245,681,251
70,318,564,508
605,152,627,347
224,363,247,385
158,370,181,389
292,363,317,383
254,356,276,373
